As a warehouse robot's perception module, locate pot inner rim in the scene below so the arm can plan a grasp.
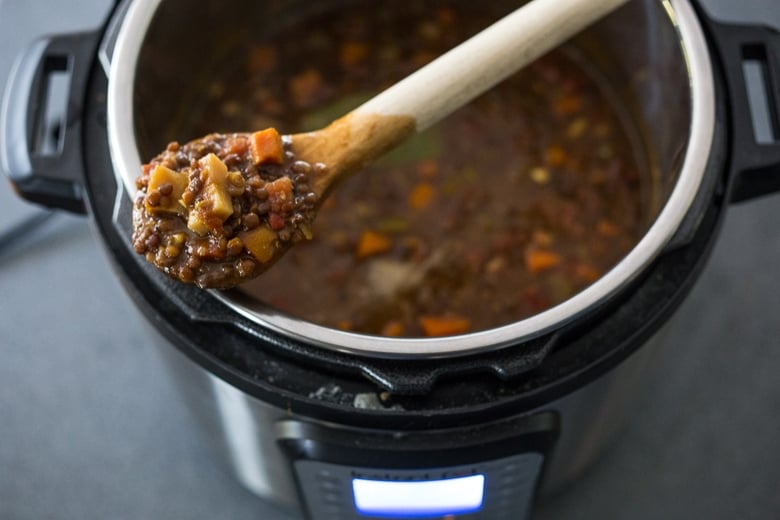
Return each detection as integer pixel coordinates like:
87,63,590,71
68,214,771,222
107,0,715,358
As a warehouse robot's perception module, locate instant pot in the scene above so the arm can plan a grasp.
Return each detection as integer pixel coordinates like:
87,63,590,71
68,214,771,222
2,0,779,518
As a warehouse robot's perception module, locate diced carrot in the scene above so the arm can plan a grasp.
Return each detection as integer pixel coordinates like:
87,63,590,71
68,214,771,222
574,263,601,283
554,94,582,116
268,213,286,231
339,41,369,67
266,176,294,213
416,159,439,179
337,320,353,331
408,182,435,210
356,230,392,259
597,219,621,237
249,128,284,165
525,250,562,273
545,145,567,168
437,6,456,25
290,69,324,107
247,45,277,73
225,136,249,156
381,321,405,337
419,315,471,337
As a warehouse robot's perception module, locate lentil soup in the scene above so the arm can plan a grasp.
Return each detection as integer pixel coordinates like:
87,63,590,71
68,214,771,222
140,1,649,338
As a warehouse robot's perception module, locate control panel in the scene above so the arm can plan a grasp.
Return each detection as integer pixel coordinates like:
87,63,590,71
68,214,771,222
277,412,559,520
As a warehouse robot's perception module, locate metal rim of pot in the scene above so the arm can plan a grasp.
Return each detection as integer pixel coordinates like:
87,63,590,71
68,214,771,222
107,0,716,358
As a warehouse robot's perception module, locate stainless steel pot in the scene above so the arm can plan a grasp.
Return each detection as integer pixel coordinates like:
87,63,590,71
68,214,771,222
3,0,780,518
108,0,714,357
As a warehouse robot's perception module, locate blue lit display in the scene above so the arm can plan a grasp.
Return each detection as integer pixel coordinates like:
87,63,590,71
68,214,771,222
352,474,485,518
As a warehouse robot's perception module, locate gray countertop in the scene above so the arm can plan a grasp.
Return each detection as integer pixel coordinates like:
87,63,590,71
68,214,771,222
1,1,779,519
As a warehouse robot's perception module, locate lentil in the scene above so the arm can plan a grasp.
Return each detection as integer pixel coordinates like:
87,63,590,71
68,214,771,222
132,132,318,288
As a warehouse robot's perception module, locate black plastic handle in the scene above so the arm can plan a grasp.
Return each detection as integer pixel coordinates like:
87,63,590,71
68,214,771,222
1,31,102,213
702,15,780,203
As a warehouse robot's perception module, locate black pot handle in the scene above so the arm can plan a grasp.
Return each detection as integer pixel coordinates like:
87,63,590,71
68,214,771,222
1,31,102,214
701,14,780,203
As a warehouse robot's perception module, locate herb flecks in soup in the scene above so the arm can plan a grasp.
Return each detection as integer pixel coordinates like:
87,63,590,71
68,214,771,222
132,130,319,289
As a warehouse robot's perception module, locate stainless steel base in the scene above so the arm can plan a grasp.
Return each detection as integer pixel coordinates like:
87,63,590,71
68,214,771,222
149,320,671,515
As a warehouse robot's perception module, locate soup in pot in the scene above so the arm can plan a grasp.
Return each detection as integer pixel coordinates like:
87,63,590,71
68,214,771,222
148,1,648,338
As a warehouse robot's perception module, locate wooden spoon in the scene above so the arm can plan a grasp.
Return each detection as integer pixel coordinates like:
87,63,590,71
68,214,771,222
297,0,630,198
132,0,630,289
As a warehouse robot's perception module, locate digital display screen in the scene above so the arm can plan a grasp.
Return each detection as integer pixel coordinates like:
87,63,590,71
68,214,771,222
352,474,485,517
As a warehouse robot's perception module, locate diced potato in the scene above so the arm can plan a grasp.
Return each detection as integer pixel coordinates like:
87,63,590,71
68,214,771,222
187,203,210,236
186,184,235,236
145,165,187,215
199,153,229,185
240,226,278,263
249,128,284,165
184,153,234,235
203,181,233,221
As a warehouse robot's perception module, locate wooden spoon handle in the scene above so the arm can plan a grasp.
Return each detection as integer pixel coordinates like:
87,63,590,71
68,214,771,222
355,0,631,131
299,0,631,196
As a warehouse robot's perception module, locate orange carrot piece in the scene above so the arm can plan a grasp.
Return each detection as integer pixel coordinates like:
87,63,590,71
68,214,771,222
416,159,439,179
408,182,435,210
574,263,601,283
249,128,284,165
419,315,471,337
225,135,249,156
545,145,566,168
290,69,324,107
525,250,562,273
337,320,353,331
339,42,369,67
356,230,392,259
437,7,457,25
381,321,405,337
265,176,294,213
268,212,286,231
553,94,582,116
597,219,621,237
247,45,277,73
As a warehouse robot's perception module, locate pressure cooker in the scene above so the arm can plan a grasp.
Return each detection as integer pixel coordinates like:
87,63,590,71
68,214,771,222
2,0,779,518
